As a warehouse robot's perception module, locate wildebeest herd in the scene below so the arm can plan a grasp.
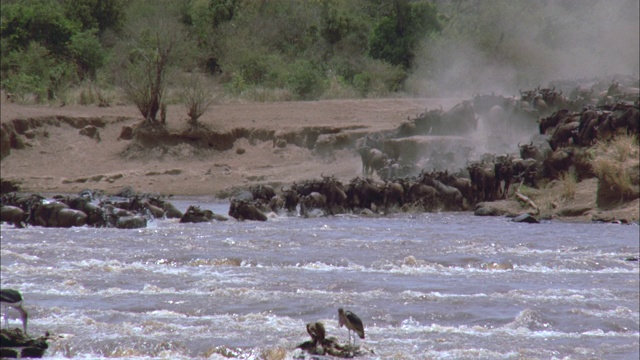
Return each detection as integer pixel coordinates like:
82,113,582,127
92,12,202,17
1,76,639,227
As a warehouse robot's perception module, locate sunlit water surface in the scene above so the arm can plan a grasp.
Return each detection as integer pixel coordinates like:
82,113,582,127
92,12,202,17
1,197,638,359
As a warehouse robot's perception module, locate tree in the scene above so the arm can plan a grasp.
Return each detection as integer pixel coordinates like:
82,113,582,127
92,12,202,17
1,0,79,56
63,0,127,35
123,30,176,124
369,0,442,68
180,73,214,128
68,29,106,80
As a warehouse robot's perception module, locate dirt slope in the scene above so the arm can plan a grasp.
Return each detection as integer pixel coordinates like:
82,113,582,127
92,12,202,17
0,98,461,197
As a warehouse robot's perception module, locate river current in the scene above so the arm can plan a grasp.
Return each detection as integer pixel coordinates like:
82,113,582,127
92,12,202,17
1,197,638,359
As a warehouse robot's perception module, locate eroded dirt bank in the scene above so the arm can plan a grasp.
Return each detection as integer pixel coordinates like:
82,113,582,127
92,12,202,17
0,99,461,197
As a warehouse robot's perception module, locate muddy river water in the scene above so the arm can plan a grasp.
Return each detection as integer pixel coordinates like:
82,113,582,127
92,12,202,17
1,197,638,359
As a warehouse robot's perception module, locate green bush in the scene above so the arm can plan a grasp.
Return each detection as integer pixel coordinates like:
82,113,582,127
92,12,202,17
1,0,79,56
1,42,76,102
286,60,325,100
63,0,127,35
68,29,107,80
369,0,441,68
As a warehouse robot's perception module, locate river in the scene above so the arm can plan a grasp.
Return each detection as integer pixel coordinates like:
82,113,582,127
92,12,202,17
1,197,638,359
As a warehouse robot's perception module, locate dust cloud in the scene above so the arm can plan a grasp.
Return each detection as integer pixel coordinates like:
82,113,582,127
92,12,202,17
409,0,640,98
393,0,639,174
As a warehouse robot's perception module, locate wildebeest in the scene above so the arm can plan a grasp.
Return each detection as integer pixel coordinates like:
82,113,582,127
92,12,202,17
494,156,514,199
29,201,87,228
357,147,388,177
250,184,276,202
1,205,27,228
538,109,571,135
180,205,227,223
300,192,327,217
420,174,464,211
512,157,542,187
382,180,404,212
228,199,268,221
467,162,497,203
518,142,546,162
406,182,437,211
116,215,147,229
543,148,574,179
57,195,107,227
318,174,348,214
548,121,579,150
281,186,300,214
436,171,473,207
348,177,385,211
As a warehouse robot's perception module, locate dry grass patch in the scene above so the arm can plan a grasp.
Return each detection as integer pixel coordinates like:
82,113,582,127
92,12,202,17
592,134,639,197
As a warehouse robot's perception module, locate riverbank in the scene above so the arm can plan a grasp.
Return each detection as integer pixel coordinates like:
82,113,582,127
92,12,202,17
1,98,638,223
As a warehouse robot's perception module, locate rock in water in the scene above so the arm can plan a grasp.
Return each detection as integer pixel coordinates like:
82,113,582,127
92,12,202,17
512,213,540,223
0,329,50,358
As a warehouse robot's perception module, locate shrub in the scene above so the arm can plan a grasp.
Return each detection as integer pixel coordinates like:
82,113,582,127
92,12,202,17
1,42,76,102
286,60,326,100
122,26,178,124
68,29,107,80
63,0,127,35
369,0,442,68
179,73,215,127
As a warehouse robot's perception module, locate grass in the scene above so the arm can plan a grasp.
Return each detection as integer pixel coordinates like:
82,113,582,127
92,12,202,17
591,134,639,197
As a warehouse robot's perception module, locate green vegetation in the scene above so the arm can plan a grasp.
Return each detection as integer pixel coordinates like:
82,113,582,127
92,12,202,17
1,0,638,110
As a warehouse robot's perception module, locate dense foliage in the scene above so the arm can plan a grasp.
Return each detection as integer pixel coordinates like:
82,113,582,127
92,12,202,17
1,0,638,104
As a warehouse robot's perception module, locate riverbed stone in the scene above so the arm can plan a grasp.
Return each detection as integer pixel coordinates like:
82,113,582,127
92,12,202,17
512,213,540,223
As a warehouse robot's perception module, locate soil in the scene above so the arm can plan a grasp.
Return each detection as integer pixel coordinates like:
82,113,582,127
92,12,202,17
1,97,638,223
0,98,461,196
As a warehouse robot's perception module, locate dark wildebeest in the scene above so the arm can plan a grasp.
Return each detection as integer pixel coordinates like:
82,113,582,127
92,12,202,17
281,187,300,214
319,174,348,215
406,182,437,211
512,157,542,188
228,199,268,221
180,205,215,223
518,142,546,162
436,171,473,207
467,162,497,203
351,177,385,211
538,109,571,135
148,197,183,219
180,205,227,223
268,194,285,213
29,201,87,228
494,156,514,199
548,121,580,150
250,184,276,202
299,192,327,217
382,180,405,212
543,148,574,179
357,147,388,177
421,175,464,211
1,205,27,228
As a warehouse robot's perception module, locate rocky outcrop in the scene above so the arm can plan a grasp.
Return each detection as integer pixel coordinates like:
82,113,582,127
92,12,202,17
0,329,50,358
